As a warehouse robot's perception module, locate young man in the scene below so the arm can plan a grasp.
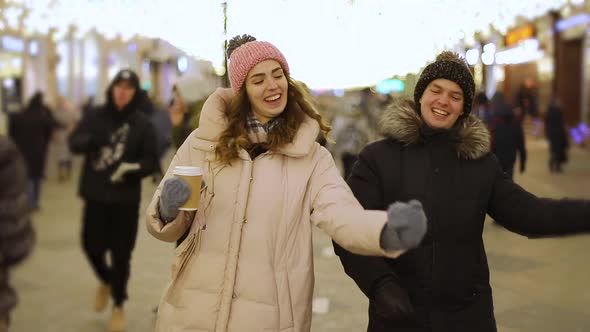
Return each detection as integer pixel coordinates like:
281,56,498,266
69,69,158,331
334,52,590,332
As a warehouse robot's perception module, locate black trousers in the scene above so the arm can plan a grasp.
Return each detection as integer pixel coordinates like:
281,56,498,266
81,200,139,306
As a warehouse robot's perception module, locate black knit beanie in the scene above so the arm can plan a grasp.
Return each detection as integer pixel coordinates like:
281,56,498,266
110,69,140,90
413,51,475,116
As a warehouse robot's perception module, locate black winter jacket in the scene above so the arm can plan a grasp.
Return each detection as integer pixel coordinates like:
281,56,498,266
68,97,158,203
489,94,526,176
544,104,568,162
334,100,590,332
0,138,34,319
9,104,58,178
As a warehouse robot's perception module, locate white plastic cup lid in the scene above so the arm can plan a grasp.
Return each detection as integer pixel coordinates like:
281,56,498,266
173,166,203,176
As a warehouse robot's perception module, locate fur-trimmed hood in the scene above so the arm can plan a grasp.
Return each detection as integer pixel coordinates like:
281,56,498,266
378,99,490,160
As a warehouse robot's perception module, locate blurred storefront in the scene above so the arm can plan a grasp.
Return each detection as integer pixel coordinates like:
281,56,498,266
53,30,142,105
554,8,590,126
479,2,590,146
497,22,548,109
552,2,590,146
140,38,221,106
486,3,590,129
45,33,220,108
0,35,25,114
0,34,29,135
140,38,179,104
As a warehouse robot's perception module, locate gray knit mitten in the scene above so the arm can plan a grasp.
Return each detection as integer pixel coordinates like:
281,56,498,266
380,200,427,251
159,177,192,223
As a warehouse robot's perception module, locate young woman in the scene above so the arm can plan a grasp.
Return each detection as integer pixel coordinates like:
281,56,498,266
146,34,427,332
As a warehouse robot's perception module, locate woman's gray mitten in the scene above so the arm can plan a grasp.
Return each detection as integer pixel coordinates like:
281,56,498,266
159,177,192,223
381,200,427,250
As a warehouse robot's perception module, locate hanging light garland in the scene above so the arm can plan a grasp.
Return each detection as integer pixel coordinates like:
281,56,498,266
0,0,574,88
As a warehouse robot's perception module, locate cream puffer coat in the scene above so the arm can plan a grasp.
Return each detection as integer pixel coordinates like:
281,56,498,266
146,88,403,332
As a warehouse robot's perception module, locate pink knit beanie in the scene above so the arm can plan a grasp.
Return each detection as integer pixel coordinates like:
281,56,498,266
228,38,290,93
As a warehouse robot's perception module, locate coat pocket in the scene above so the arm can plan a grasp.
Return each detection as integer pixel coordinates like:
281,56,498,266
165,226,203,306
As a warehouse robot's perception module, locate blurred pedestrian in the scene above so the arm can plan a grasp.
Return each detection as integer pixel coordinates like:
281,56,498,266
68,69,158,332
516,78,542,136
516,78,539,118
0,137,34,331
81,96,95,119
138,90,172,182
51,95,81,182
334,51,590,332
473,90,491,127
146,34,427,332
8,91,59,210
489,91,526,179
544,98,569,173
168,80,209,150
335,109,371,179
358,87,381,137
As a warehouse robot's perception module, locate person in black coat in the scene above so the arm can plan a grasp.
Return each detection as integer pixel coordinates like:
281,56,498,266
544,98,569,173
0,137,34,331
489,91,526,179
333,51,590,332
68,69,158,332
138,89,172,182
8,91,59,210
473,90,491,127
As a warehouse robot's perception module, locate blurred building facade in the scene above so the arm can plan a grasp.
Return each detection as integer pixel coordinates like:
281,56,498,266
0,27,221,115
407,0,590,146
0,1,590,145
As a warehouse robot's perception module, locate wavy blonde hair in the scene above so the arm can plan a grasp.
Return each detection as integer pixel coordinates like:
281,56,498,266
216,77,331,165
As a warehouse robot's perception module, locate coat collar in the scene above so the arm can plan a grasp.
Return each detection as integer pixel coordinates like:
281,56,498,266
378,99,490,160
194,88,319,158
274,115,319,157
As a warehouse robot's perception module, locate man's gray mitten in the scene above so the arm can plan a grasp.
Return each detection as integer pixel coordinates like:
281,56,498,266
159,177,192,223
380,200,427,250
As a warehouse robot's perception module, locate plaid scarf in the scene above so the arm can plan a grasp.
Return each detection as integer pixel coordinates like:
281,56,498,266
246,112,283,143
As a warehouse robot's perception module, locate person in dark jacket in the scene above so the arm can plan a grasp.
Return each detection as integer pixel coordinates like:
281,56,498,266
544,98,569,173
8,91,59,210
0,137,34,331
333,51,590,332
68,69,158,332
81,96,96,119
489,91,526,179
516,78,539,118
138,90,172,182
473,90,491,127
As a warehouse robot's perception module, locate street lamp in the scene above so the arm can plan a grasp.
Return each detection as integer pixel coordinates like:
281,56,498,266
222,1,229,88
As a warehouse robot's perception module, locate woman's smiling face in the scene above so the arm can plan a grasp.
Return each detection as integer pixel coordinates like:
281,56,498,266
245,59,289,124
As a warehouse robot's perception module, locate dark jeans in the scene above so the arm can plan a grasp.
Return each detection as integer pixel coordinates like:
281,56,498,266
81,200,139,306
549,152,564,173
27,177,41,209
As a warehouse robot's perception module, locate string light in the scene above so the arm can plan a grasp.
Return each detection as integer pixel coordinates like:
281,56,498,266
0,0,573,88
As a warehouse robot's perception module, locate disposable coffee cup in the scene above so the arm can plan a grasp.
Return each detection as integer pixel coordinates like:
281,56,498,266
172,166,203,211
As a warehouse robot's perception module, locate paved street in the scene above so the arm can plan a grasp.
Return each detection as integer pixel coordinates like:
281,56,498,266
9,137,590,332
